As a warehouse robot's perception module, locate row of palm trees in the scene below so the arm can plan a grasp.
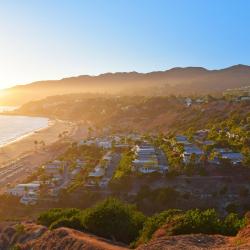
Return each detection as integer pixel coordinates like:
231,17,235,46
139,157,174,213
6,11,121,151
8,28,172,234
33,140,46,151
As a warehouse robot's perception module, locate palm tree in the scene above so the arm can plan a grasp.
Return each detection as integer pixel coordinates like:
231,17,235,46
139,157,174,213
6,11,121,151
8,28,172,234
34,140,38,151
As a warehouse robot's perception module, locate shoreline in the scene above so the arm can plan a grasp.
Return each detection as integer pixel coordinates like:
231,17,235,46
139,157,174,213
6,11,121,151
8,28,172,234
0,119,54,149
0,119,75,169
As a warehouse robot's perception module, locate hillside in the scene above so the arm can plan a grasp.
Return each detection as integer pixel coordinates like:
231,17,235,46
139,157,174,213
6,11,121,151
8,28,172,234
12,94,250,133
1,64,250,105
1,221,250,250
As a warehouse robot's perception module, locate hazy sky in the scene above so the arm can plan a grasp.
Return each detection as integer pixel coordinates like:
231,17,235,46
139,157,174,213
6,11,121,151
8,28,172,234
0,0,250,89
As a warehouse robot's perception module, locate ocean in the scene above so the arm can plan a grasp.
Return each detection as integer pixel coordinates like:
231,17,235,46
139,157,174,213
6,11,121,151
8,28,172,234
0,107,48,146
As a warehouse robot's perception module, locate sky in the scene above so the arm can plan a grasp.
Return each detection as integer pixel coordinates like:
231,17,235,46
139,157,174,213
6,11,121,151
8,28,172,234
0,0,250,89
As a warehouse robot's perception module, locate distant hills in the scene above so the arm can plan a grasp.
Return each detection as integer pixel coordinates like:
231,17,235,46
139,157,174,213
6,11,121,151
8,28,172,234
1,64,250,105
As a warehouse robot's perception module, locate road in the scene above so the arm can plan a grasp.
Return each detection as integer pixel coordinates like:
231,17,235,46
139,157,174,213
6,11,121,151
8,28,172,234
106,153,121,179
156,148,168,169
0,141,70,194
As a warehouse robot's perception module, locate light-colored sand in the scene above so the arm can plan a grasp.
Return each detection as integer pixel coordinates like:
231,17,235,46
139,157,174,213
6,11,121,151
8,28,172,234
0,119,74,168
0,120,89,194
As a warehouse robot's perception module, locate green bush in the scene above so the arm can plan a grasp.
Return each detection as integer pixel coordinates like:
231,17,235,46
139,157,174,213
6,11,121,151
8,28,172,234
137,209,182,244
82,198,146,244
169,209,245,236
38,208,81,227
50,215,83,231
222,213,246,235
37,201,246,246
170,209,222,235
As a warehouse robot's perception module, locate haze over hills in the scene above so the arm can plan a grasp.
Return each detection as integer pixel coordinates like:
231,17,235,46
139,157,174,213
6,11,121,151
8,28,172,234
1,64,250,105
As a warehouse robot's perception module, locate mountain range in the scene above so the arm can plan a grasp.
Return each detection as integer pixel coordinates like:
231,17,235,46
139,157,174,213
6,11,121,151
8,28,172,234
1,64,250,105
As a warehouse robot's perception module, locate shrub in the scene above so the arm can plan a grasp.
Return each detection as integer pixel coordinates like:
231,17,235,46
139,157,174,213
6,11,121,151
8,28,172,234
170,209,222,235
137,209,182,244
82,198,146,244
50,215,83,231
38,208,81,227
222,213,246,235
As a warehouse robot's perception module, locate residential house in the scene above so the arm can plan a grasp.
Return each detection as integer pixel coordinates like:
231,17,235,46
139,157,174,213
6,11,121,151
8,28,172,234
182,145,204,165
175,135,191,145
132,144,162,174
8,183,40,197
221,152,243,165
20,191,38,205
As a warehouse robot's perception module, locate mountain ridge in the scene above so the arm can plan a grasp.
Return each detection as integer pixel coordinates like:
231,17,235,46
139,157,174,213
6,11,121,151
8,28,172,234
1,64,250,105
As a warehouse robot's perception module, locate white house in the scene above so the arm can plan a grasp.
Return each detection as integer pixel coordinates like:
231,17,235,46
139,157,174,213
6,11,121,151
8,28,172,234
88,166,105,178
8,183,40,197
185,98,192,107
20,191,38,205
132,144,164,174
43,160,66,178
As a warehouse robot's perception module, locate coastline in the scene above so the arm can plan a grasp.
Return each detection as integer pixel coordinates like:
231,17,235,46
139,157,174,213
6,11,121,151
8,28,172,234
0,118,54,149
0,119,74,169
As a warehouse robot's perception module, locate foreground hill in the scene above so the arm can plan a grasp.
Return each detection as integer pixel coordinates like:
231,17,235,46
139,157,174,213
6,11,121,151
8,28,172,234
0,223,128,250
1,64,250,105
1,221,250,250
138,227,250,249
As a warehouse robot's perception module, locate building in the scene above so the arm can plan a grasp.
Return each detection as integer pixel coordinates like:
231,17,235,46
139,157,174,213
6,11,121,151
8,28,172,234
43,160,66,178
96,140,112,149
20,191,38,205
221,152,243,165
182,145,204,165
175,135,191,145
185,98,192,107
223,86,250,101
8,183,40,197
132,144,163,174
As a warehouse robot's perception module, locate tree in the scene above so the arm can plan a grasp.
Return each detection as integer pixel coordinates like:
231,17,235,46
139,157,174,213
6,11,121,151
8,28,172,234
82,198,145,244
34,140,38,151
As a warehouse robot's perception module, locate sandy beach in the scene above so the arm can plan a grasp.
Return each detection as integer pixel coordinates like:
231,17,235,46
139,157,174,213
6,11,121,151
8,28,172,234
0,119,88,194
0,119,75,168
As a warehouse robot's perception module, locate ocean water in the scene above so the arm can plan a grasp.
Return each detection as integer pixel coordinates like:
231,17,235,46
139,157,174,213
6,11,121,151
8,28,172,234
0,113,49,146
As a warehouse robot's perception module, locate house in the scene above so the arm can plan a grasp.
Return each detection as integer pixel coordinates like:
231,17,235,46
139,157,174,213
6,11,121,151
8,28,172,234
76,159,85,168
102,151,112,162
239,96,250,101
8,183,40,197
78,139,95,146
195,98,205,104
20,191,38,205
43,160,66,177
85,166,105,187
221,152,243,165
132,144,164,174
88,166,105,178
99,177,110,188
182,145,204,164
175,135,191,145
71,168,81,180
194,129,209,140
96,140,112,149
185,98,192,107
213,148,232,154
